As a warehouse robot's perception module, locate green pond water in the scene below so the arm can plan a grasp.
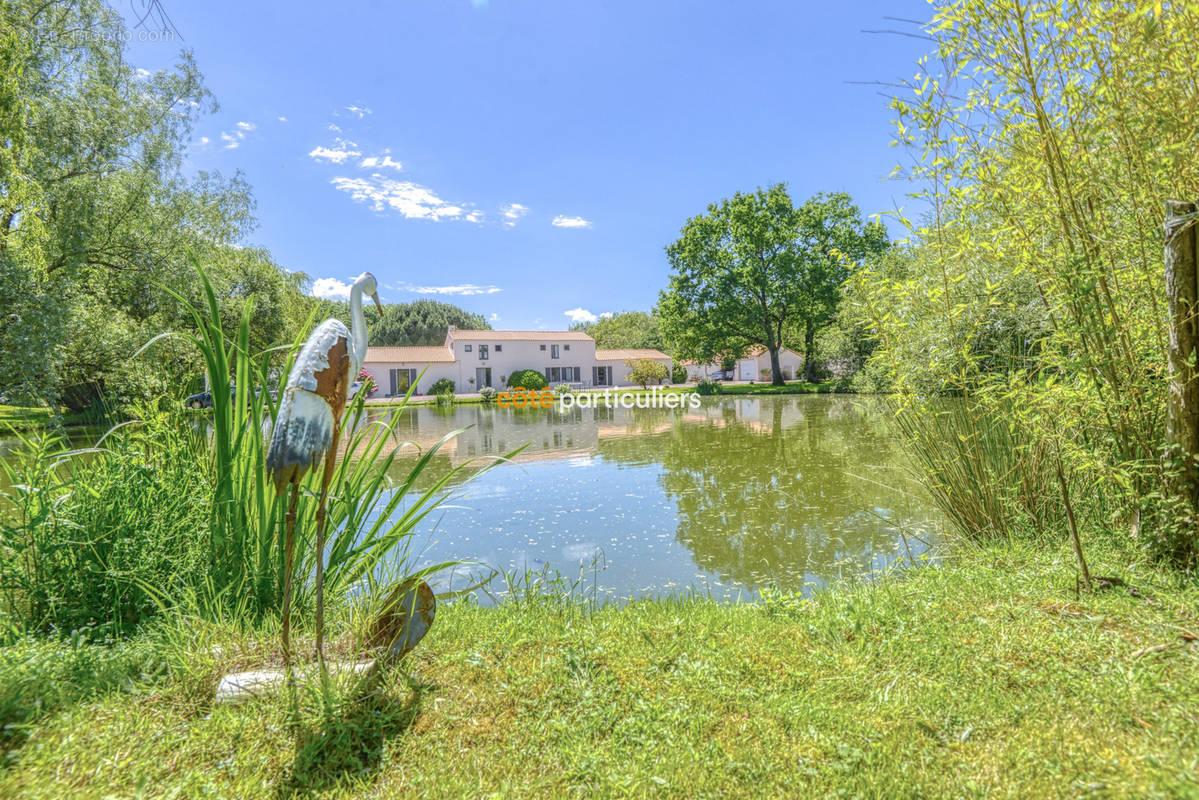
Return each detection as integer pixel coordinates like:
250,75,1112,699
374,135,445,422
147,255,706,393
364,394,943,601
0,395,944,602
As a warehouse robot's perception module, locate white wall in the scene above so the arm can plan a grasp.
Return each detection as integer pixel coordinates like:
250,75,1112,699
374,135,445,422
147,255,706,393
447,334,598,388
597,357,673,387
362,362,458,396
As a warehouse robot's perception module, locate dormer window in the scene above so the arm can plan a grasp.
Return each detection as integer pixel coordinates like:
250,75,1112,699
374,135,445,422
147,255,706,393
464,345,472,352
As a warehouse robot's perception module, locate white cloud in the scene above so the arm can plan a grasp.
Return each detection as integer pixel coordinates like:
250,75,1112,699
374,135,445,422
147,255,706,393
135,68,151,79
198,136,210,145
489,312,501,322
465,210,484,224
599,311,615,319
552,215,592,229
330,174,480,222
500,203,528,227
236,121,256,132
309,139,361,164
345,105,373,118
328,123,342,132
394,282,501,296
311,277,352,300
220,132,241,149
277,116,288,122
564,307,598,324
359,155,403,171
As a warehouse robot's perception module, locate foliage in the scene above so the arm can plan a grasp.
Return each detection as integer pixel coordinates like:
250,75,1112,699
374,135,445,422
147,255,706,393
361,299,489,347
855,0,1199,567
428,378,455,395
658,185,886,385
506,369,548,391
553,383,574,394
0,262,509,631
0,1,310,410
356,367,377,397
571,311,665,352
624,359,668,388
695,379,720,396
479,386,498,403
670,362,688,384
435,390,455,406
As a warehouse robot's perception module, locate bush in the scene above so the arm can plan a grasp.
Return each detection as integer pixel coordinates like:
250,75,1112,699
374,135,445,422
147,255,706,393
507,369,548,390
356,367,377,396
479,386,498,403
670,363,688,384
553,383,574,394
696,379,720,396
625,359,669,388
429,378,455,395
435,390,455,406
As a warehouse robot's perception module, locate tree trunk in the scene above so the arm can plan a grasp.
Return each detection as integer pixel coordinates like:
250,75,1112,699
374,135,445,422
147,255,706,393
803,322,818,383
768,345,784,385
1164,199,1199,565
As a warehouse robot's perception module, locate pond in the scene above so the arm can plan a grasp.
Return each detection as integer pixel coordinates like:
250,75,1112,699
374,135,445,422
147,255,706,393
363,394,943,602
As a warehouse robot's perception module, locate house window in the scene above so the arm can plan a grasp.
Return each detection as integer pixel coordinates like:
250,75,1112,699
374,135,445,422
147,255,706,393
495,345,502,352
479,344,489,360
388,368,417,396
564,344,570,351
540,344,546,351
592,366,612,386
464,345,472,352
551,345,559,359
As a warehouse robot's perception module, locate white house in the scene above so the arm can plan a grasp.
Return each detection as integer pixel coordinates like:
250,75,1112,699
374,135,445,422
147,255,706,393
362,328,674,396
682,345,804,382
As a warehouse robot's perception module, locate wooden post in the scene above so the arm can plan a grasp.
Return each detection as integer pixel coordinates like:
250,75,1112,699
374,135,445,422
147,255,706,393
1164,200,1199,555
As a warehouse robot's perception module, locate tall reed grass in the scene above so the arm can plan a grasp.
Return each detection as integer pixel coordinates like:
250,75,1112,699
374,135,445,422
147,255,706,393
0,261,512,635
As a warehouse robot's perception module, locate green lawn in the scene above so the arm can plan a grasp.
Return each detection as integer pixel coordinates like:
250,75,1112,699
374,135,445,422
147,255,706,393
714,380,852,395
2,543,1196,798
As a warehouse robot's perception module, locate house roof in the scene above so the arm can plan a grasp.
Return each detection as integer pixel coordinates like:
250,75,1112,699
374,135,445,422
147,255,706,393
448,329,594,341
595,348,671,362
364,346,456,363
743,345,802,359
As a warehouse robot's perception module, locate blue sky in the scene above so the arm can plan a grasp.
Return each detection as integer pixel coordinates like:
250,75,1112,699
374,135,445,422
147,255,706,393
124,0,931,330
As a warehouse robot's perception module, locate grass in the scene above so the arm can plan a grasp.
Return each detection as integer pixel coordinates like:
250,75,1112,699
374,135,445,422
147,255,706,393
715,379,852,395
2,541,1196,798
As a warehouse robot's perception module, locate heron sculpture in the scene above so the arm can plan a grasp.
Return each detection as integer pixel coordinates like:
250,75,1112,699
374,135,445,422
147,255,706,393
266,271,382,668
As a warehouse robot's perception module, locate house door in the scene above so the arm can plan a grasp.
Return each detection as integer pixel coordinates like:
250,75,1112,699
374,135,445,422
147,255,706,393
739,360,756,380
475,367,492,388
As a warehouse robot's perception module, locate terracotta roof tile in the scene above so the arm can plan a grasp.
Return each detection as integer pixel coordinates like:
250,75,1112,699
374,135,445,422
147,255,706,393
364,346,456,363
594,348,671,361
448,329,594,341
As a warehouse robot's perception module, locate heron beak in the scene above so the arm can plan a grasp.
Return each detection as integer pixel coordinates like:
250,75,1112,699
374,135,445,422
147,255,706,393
371,293,383,315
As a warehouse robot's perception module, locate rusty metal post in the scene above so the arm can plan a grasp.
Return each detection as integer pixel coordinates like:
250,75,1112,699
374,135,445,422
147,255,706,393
1164,200,1199,557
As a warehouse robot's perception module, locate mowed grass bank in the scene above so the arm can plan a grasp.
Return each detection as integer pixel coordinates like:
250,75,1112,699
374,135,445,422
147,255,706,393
2,543,1196,799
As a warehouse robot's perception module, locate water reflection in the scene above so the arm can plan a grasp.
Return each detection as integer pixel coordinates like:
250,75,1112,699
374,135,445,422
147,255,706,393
353,395,941,601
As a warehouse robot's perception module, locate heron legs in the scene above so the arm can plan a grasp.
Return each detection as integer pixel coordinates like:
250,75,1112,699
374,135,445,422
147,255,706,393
281,479,299,669
313,420,343,670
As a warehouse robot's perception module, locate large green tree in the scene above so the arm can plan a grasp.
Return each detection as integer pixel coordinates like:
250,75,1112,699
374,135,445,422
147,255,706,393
658,185,886,385
571,311,664,352
0,0,304,409
338,298,489,347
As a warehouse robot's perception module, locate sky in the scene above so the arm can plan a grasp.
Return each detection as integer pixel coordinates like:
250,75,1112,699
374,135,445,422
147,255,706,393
122,0,932,331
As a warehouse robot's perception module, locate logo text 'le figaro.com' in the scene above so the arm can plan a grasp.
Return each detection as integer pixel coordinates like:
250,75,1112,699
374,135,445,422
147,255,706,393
496,387,703,410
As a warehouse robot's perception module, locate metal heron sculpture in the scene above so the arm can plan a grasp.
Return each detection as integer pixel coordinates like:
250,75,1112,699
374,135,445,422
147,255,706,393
266,271,382,668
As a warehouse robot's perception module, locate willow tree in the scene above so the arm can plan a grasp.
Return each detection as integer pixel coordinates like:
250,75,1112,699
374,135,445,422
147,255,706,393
658,185,886,385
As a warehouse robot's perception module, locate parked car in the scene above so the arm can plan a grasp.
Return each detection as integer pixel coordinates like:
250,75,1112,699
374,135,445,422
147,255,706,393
184,385,277,410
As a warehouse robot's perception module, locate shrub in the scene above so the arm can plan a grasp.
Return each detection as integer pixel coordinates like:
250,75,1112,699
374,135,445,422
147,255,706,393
625,359,669,388
479,386,498,403
435,390,455,406
356,367,377,396
507,369,548,390
670,363,688,384
429,378,455,395
696,379,720,396
553,383,574,394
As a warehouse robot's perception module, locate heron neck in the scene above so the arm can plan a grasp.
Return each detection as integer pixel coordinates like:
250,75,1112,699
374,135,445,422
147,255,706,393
349,283,368,372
